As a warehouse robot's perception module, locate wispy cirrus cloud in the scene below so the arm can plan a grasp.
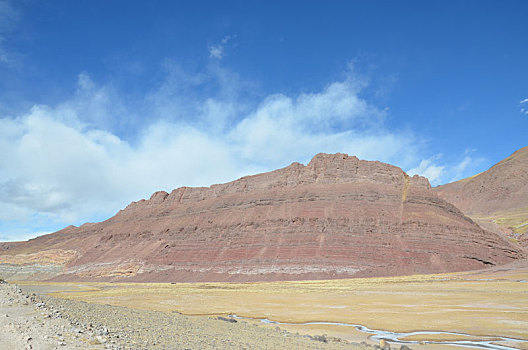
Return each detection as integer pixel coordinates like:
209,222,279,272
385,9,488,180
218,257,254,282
520,97,528,115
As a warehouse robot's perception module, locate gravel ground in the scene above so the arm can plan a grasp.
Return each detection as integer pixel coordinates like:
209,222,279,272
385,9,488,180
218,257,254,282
0,281,105,349
2,280,396,349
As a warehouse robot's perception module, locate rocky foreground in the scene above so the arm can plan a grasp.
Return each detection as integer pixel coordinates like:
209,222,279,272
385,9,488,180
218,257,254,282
0,280,104,349
1,280,398,350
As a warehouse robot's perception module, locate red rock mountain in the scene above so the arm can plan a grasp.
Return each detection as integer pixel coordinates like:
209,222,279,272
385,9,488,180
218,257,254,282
0,153,522,282
435,146,528,247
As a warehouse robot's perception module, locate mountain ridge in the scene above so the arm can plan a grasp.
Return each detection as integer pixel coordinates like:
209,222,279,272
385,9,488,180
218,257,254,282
435,146,528,245
0,153,522,282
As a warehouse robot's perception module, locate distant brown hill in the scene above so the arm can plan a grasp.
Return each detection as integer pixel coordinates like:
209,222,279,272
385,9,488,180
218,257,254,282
435,146,528,247
0,153,522,282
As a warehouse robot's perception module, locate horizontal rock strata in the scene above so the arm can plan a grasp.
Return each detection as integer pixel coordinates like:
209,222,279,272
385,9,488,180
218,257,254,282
0,153,523,282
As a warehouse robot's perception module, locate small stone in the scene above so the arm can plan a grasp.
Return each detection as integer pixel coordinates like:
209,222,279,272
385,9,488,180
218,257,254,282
400,345,412,350
217,316,237,323
97,336,107,344
311,334,328,343
380,339,391,350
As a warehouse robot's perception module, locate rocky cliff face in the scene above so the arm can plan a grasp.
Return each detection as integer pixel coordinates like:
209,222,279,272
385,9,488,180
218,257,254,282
0,153,522,282
435,146,528,246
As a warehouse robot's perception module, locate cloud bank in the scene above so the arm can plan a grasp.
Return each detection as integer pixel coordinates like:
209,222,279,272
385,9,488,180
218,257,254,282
0,65,478,241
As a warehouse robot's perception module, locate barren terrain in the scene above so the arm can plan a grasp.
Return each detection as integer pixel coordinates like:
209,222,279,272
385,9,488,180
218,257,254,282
1,279,375,349
436,146,528,245
10,261,528,350
0,281,106,349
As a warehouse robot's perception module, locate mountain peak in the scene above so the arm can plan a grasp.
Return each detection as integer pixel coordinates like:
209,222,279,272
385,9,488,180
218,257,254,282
435,145,528,244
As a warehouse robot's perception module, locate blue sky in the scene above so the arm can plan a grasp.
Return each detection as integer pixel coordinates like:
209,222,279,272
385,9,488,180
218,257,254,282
0,0,527,241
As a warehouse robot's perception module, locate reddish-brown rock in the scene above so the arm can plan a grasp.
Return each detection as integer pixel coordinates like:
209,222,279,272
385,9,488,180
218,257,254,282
0,153,522,282
435,146,528,246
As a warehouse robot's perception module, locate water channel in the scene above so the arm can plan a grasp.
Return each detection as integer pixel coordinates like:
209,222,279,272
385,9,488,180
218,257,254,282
229,314,525,350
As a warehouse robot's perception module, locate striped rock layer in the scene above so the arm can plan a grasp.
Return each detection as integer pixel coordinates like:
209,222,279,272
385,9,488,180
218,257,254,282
0,153,522,282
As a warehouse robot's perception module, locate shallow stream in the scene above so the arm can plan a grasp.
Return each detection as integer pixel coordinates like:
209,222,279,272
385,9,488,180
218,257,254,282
229,315,525,350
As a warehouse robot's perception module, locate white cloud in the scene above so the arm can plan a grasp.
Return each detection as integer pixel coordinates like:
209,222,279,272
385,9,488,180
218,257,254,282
520,98,528,115
407,151,484,186
0,104,240,225
0,65,460,241
230,79,412,167
209,45,223,59
450,155,474,179
0,231,50,242
208,35,231,59
407,159,445,185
